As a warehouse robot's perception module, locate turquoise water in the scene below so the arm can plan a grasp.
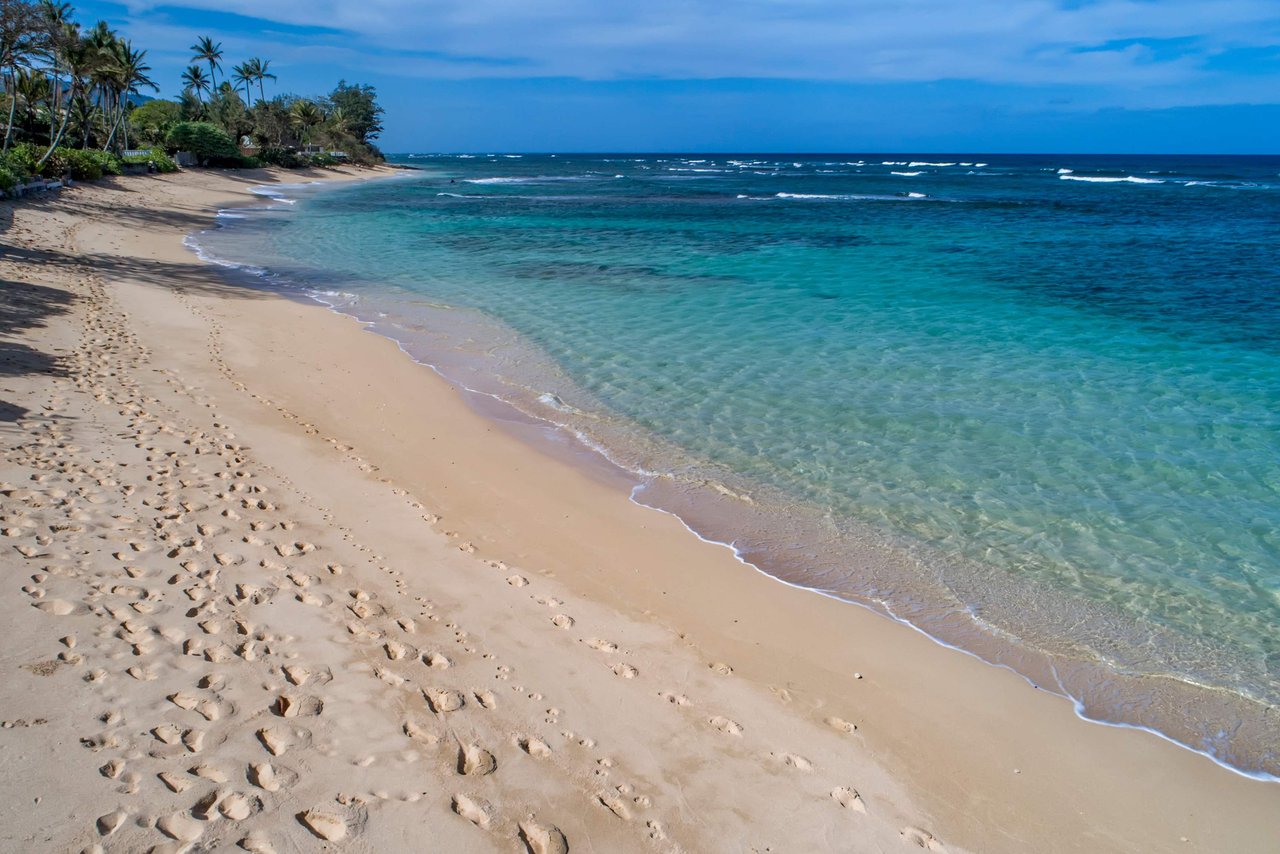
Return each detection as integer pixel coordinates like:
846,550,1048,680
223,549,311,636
192,154,1280,776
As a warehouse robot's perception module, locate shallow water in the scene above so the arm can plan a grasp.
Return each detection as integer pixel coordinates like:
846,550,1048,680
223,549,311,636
192,154,1280,777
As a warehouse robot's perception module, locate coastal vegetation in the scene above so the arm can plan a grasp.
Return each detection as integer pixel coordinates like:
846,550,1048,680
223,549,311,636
0,0,383,191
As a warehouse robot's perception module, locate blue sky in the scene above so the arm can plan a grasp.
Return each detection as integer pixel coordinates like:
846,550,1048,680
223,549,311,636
77,0,1280,153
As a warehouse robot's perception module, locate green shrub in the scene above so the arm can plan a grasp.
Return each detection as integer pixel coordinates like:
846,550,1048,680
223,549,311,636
304,152,340,168
129,99,182,147
37,148,68,180
209,152,259,169
0,165,16,194
122,148,178,173
85,149,123,176
1,142,40,179
257,147,302,169
165,121,240,166
58,148,124,181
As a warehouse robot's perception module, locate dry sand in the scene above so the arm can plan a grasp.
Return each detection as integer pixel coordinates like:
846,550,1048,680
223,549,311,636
0,166,1276,853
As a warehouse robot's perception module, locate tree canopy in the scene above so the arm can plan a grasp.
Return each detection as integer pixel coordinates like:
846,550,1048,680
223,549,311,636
1,0,387,180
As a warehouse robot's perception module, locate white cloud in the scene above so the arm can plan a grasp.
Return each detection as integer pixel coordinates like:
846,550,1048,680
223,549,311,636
117,0,1279,90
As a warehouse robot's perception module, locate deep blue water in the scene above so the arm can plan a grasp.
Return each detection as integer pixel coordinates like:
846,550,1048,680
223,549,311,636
192,153,1280,777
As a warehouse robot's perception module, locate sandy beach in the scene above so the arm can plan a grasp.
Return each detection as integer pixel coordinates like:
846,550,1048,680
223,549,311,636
1,166,1277,853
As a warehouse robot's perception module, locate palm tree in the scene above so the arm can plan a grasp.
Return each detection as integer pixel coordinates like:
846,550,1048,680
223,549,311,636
181,63,209,103
1,0,47,151
37,22,90,168
38,1,73,140
83,19,117,145
101,38,156,150
190,35,221,87
289,98,323,144
325,105,351,140
230,61,253,106
245,56,274,104
11,65,50,140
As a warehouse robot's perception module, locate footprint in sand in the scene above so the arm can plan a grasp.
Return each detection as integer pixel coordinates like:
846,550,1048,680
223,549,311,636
709,662,734,676
611,663,638,679
551,614,575,629
451,794,492,829
157,812,203,843
772,751,813,771
586,638,618,653
403,719,440,744
299,809,348,841
248,762,296,792
238,830,277,853
157,771,192,793
519,736,553,758
424,687,465,713
597,793,632,821
709,716,743,736
832,786,867,813
658,691,689,706
256,726,297,756
424,651,452,669
519,821,569,854
96,810,128,837
457,743,497,776
902,826,946,851
384,640,412,660
825,716,858,734
275,694,323,718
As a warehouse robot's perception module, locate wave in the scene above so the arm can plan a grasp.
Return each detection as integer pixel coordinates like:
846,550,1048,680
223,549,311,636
181,232,269,279
891,171,923,177
1060,175,1164,184
775,192,927,202
465,176,598,185
249,187,297,204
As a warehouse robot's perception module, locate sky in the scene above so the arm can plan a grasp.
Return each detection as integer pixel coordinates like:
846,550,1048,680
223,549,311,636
74,0,1280,153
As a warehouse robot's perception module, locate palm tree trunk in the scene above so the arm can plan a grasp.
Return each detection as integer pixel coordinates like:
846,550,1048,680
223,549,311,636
104,90,125,151
37,83,77,170
40,105,72,163
3,68,18,152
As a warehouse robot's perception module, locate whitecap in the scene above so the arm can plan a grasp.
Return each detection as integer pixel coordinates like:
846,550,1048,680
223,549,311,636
891,171,924,177
1060,175,1164,184
776,192,845,200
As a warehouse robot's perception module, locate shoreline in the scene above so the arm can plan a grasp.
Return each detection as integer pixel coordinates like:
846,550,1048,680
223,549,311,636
191,169,1279,782
1,167,1277,852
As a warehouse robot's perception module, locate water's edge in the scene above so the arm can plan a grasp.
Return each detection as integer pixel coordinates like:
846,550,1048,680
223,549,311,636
182,174,1279,782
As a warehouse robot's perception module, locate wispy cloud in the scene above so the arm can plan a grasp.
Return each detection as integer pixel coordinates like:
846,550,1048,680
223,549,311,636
114,0,1280,89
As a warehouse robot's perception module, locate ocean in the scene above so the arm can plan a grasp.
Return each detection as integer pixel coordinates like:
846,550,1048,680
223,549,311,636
189,153,1280,778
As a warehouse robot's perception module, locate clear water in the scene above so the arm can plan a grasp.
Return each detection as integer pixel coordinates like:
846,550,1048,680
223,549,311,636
191,154,1280,777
